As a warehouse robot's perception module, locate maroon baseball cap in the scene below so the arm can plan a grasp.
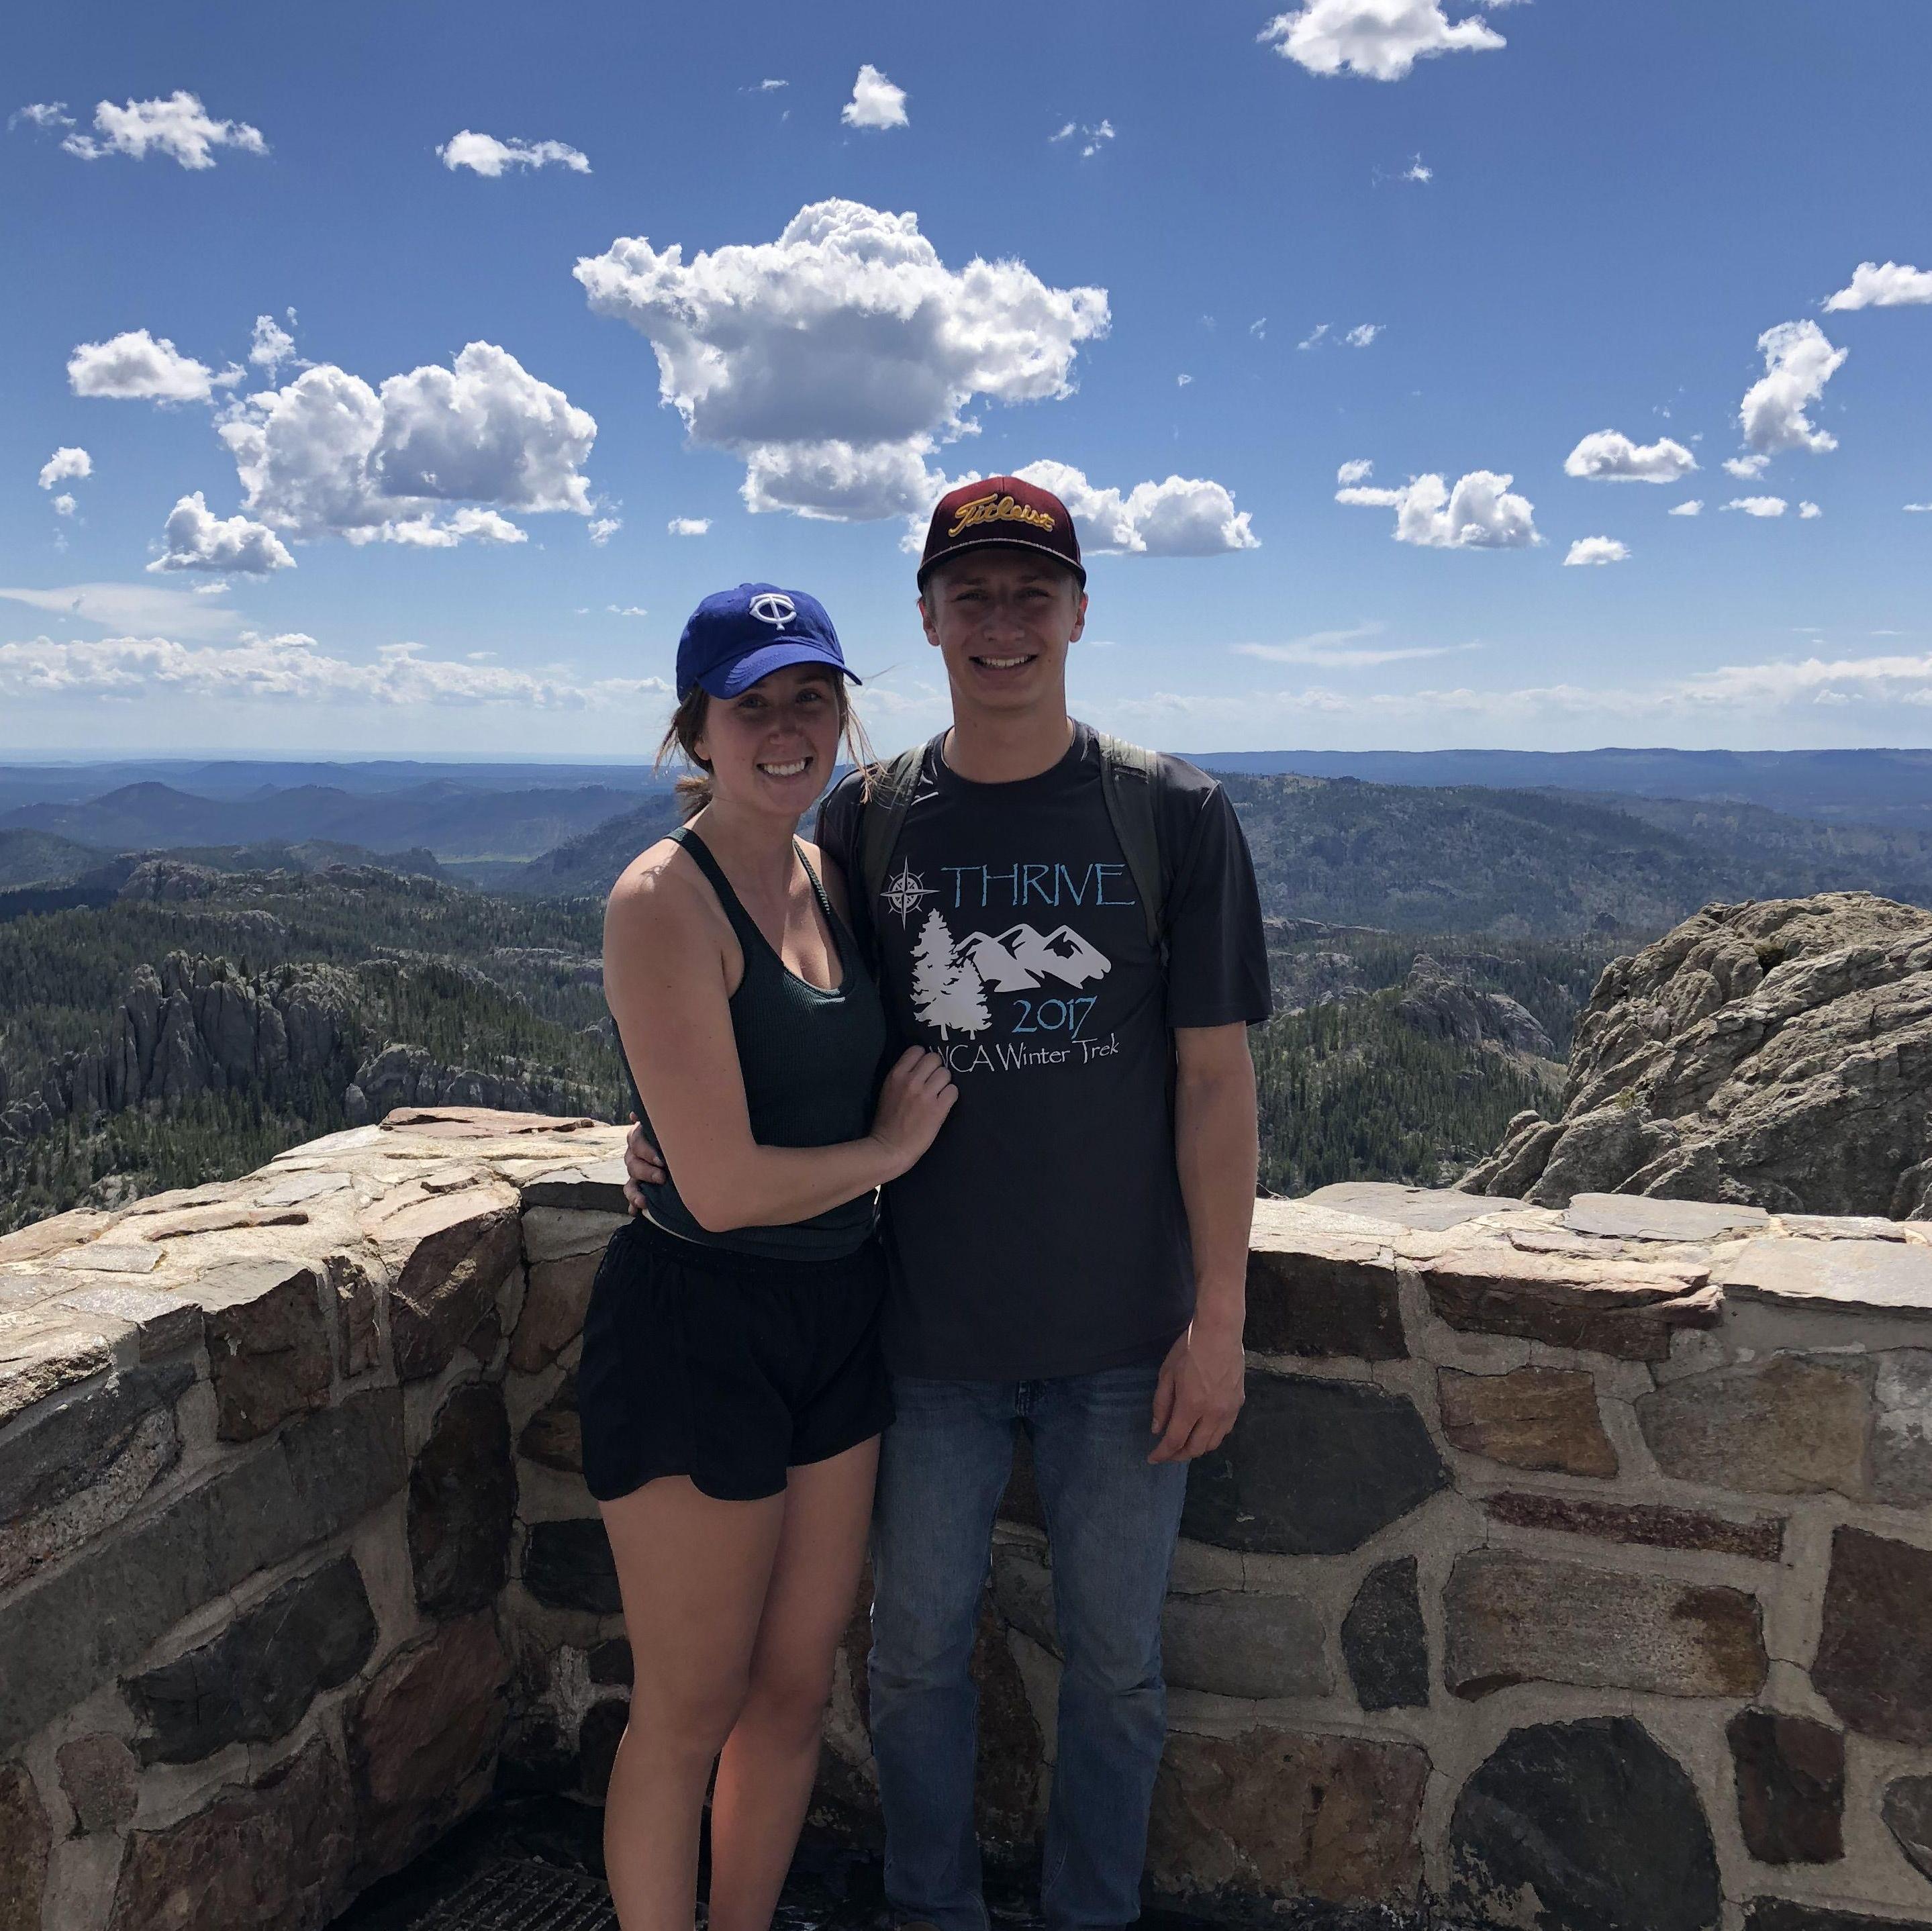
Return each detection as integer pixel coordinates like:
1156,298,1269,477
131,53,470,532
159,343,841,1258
917,474,1086,591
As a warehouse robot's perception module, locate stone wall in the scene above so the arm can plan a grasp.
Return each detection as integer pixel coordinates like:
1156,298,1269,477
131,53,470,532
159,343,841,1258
4,1120,1932,1930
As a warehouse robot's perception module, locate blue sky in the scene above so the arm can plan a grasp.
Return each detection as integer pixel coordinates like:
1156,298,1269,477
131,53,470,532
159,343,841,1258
4,0,1930,758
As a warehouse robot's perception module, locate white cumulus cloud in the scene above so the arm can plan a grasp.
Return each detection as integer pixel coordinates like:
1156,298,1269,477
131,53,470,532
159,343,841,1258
215,341,597,548
575,199,1109,522
668,517,711,536
1668,499,1703,517
587,516,622,545
1345,323,1382,348
1563,430,1697,484
38,446,92,490
68,329,218,403
1260,0,1507,80
1337,469,1538,549
148,492,295,574
1724,454,1772,480
1799,501,1823,518
1337,458,1375,486
52,495,77,517
1724,496,1788,517
250,313,298,373
841,65,908,130
11,102,74,132
1012,460,1259,556
1563,536,1629,566
0,630,671,709
57,92,267,168
437,131,591,176
1739,319,1847,459
1824,261,1932,311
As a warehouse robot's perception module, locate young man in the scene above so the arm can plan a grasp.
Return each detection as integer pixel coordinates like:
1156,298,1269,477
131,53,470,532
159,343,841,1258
628,475,1271,1931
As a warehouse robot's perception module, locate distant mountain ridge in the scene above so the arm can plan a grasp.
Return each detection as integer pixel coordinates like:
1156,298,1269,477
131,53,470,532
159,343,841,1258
0,779,655,861
1184,747,1932,828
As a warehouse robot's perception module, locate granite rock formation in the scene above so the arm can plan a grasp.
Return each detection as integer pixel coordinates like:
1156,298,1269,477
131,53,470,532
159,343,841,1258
1463,893,1932,1214
1396,953,1556,1059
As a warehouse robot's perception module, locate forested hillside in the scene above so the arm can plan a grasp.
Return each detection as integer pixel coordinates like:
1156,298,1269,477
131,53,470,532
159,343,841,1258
0,862,620,1231
1219,773,1932,934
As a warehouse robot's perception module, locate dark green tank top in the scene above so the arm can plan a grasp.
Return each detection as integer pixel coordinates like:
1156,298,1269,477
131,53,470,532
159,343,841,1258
624,824,889,1260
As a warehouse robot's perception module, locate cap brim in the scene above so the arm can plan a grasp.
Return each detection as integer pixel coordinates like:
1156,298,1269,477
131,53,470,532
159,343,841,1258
695,638,861,699
917,532,1087,589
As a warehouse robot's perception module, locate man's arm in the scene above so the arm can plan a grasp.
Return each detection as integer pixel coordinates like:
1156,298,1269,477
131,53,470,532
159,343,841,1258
1148,1021,1257,1464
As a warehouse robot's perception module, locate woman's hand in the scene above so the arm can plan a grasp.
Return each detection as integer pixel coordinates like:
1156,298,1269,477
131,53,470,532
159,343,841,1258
867,1047,959,1179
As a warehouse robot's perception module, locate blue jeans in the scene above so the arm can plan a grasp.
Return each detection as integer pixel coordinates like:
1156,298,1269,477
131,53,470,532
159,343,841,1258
869,1368,1188,1931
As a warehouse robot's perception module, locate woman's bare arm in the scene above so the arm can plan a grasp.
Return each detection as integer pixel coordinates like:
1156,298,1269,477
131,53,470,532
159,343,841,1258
603,847,951,1233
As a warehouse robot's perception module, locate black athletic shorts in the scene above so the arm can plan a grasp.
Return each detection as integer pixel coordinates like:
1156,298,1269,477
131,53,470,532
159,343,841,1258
577,1215,893,1504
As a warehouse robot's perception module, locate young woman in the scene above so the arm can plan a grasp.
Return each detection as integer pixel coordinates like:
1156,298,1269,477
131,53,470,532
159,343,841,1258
579,583,956,1931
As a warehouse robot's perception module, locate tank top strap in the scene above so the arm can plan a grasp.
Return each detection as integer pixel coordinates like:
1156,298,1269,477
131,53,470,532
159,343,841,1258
665,826,767,962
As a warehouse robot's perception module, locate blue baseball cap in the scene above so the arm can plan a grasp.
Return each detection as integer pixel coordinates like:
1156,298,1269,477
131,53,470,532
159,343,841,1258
675,583,861,701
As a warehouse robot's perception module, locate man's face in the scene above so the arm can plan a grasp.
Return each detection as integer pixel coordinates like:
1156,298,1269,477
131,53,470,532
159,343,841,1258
918,550,1088,713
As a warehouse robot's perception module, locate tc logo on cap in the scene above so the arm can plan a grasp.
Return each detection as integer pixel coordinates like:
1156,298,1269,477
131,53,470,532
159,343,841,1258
747,591,798,626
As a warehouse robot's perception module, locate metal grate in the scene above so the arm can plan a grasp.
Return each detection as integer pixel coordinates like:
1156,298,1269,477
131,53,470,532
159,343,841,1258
408,1860,618,1931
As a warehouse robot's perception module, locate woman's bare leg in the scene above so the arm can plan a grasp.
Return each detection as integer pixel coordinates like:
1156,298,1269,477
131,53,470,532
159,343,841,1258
706,1438,880,1931
599,1477,787,1931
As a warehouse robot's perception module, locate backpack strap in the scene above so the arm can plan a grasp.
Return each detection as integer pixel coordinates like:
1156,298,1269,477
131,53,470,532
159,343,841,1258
859,744,927,918
1096,732,1166,959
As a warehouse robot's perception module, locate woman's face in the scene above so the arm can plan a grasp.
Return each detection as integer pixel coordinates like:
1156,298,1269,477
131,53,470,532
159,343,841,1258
694,663,843,818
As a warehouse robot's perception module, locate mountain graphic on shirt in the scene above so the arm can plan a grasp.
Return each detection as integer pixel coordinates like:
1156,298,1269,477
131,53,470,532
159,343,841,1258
998,924,1112,988
955,930,1041,991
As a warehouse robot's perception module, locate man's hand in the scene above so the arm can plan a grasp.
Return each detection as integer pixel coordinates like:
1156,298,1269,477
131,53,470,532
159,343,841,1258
1148,1316,1245,1464
622,1117,667,1214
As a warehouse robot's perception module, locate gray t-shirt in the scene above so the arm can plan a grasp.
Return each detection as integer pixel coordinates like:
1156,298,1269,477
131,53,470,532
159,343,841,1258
818,724,1272,1381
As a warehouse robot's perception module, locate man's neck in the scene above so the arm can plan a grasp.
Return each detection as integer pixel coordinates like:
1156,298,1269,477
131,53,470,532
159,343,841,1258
942,707,1075,785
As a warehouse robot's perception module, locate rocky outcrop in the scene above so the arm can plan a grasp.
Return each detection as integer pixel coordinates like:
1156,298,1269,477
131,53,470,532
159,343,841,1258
342,1044,585,1127
2,948,601,1146
0,952,359,1142
1463,893,1932,1214
1397,953,1556,1058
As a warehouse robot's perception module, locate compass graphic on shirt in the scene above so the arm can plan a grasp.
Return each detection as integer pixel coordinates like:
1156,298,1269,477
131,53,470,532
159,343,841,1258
881,860,934,926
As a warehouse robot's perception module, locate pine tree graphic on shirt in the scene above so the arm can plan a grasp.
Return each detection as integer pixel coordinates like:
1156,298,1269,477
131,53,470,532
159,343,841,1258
909,907,990,1037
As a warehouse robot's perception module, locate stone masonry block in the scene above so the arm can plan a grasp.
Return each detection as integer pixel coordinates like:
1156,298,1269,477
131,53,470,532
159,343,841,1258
408,1379,514,1616
1444,1549,1767,1701
0,1759,50,1931
1182,1371,1449,1556
1416,1249,1718,1360
124,1554,377,1763
1727,1707,1844,1865
1449,1718,1721,1931
1341,1556,1430,1712
1244,1242,1406,1360
347,1610,510,1884
1812,1526,1932,1744
509,1251,599,1373
1636,1355,1870,1499
523,1518,622,1616
1882,1773,1932,1885
371,1185,522,1381
191,1258,333,1442
106,1732,352,1931
518,1372,581,1473
1161,1589,1333,1701
1874,1350,1932,1507
56,1732,139,1834
0,1386,404,1753
1148,1724,1429,1909
1437,1365,1619,1476
1479,1491,1786,1562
